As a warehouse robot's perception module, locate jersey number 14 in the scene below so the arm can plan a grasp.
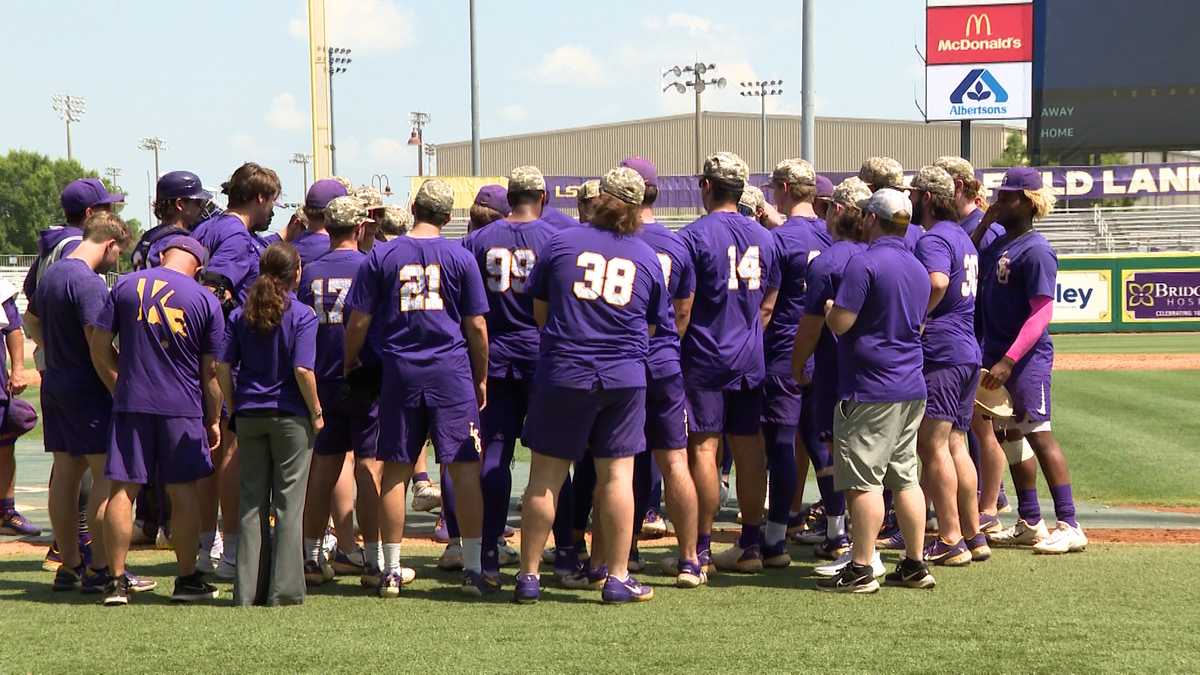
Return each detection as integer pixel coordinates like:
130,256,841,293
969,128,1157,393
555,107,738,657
727,245,761,290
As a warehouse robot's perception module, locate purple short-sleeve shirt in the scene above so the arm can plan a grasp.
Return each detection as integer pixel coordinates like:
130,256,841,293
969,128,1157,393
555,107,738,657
764,216,828,377
33,258,111,400
221,296,318,417
297,248,366,386
190,214,264,306
978,230,1057,364
637,221,696,380
915,221,982,367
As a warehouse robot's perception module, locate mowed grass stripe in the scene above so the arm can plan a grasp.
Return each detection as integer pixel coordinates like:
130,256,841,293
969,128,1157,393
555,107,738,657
1053,332,1198,354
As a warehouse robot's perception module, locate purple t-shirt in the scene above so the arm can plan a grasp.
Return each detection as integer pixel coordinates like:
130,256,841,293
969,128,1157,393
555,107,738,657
221,296,317,417
978,230,1057,365
191,214,264,306
23,225,83,303
32,258,110,400
540,206,581,230
297,248,366,387
637,221,696,380
93,267,225,417
915,221,982,367
834,236,930,402
804,239,866,408
293,230,331,265
346,236,490,407
461,218,558,380
528,226,669,390
960,208,1005,252
0,298,22,402
764,216,828,377
678,211,780,390
904,223,924,252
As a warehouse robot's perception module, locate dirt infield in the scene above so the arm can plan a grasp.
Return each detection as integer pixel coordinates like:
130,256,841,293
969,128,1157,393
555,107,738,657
1054,353,1200,370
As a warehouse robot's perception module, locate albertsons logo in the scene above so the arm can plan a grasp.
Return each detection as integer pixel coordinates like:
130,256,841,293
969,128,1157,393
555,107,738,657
949,68,1009,116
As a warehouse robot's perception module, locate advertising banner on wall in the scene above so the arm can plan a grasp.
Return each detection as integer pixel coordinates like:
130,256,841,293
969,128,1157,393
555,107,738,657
926,62,1033,121
926,2,1033,65
1052,270,1112,324
1121,269,1200,322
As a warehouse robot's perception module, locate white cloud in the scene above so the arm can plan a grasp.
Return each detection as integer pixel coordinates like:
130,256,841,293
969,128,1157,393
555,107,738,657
289,0,415,52
266,93,306,131
369,137,409,161
499,104,528,122
666,13,713,36
534,45,604,86
230,134,262,157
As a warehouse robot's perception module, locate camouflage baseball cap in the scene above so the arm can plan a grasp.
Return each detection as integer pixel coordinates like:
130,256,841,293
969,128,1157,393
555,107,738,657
858,156,904,189
831,176,872,210
353,185,385,211
508,165,546,192
378,205,413,236
600,167,645,206
703,152,749,186
325,195,374,229
911,165,955,199
331,175,354,191
934,156,976,184
414,179,455,215
771,158,816,186
578,179,601,201
739,184,766,212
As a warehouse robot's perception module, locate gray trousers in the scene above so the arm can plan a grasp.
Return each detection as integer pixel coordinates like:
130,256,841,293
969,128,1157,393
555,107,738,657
233,415,313,607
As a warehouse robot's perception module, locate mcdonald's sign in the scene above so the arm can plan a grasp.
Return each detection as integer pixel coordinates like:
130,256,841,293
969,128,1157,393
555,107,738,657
926,2,1032,65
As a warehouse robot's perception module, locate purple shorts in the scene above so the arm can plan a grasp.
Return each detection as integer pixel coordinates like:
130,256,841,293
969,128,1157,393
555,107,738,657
923,364,980,431
313,388,379,459
761,374,804,426
645,373,687,451
524,384,646,461
105,412,214,485
377,397,481,465
684,384,763,436
986,352,1053,426
42,388,110,456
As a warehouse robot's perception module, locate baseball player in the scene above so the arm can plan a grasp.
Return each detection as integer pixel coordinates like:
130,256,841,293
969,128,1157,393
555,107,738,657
469,185,510,233
132,171,214,271
859,157,924,252
292,179,348,264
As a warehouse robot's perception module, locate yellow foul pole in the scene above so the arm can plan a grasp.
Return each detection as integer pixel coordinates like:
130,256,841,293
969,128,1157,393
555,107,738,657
308,0,332,179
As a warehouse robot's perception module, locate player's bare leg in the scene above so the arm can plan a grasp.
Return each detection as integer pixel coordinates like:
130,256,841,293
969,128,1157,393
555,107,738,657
377,461,413,596
330,453,358,557
216,420,240,562
846,489,883,567
687,433,720,546
972,412,1006,517
518,454,572,577
104,482,140,578
655,448,697,563
302,453,343,581
729,432,768,526
82,455,110,572
917,418,963,546
355,457,383,580
48,454,87,574
893,485,929,564
949,429,982,538
593,456,635,580
446,460,485,587
166,482,201,577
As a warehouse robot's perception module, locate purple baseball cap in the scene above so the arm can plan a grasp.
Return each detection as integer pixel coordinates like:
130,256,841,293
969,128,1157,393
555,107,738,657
474,184,511,216
620,156,658,187
815,175,835,199
997,166,1043,191
61,178,125,217
305,179,349,209
158,234,209,266
157,171,213,201
0,398,38,441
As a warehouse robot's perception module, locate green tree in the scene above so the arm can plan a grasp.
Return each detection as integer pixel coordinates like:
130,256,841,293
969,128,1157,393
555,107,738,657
992,131,1029,167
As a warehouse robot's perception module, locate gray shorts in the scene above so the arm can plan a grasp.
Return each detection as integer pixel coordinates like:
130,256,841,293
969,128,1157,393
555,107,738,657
832,399,925,493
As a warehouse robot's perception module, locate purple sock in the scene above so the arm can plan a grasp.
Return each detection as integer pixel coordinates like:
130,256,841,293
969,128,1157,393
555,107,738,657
0,497,13,513
1049,484,1077,527
738,523,760,549
412,472,430,485
697,533,712,554
1017,488,1041,523
816,476,845,515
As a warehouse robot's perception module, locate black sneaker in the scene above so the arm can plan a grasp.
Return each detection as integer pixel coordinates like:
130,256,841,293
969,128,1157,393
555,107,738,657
885,557,936,589
52,564,83,592
103,575,130,606
816,562,879,594
172,572,220,603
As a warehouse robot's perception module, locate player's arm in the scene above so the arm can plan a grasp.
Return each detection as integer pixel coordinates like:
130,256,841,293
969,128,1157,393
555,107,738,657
826,306,858,336
200,354,221,449
462,314,489,410
343,310,372,375
86,326,119,394
5,327,31,394
791,314,824,384
533,299,549,329
759,288,779,329
294,366,323,432
927,272,949,315
21,311,41,346
216,362,236,416
672,295,694,336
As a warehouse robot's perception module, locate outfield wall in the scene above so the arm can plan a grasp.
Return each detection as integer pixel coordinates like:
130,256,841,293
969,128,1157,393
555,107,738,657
1053,253,1200,333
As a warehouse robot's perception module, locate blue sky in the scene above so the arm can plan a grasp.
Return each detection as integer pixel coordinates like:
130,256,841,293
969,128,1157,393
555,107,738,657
0,0,930,224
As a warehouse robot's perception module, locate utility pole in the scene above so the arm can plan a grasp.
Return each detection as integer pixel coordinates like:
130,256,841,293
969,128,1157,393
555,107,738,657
138,137,167,179
408,112,431,177
740,80,783,174
663,62,727,174
469,0,481,176
291,152,313,197
327,47,352,175
104,167,122,192
51,94,86,162
801,0,816,162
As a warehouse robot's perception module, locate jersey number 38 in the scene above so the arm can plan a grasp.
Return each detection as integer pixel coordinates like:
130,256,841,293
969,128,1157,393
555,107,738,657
573,252,636,306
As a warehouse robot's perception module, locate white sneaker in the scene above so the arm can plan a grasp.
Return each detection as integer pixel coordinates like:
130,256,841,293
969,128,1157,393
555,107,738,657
155,529,172,550
497,539,519,566
411,481,442,512
399,566,417,585
215,556,237,581
438,542,464,571
718,479,731,509
1033,521,1088,554
813,550,885,578
990,518,1049,547
321,531,338,558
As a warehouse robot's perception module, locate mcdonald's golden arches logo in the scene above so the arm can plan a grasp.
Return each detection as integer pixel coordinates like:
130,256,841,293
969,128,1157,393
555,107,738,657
965,13,992,37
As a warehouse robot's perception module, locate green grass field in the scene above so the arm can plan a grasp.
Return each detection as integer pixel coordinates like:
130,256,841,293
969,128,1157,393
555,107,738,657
0,544,1197,673
1053,332,1198,354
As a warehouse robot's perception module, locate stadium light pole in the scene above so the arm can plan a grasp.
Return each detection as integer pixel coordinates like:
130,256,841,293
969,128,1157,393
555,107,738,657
104,166,123,193
801,0,815,162
469,0,481,176
51,94,86,162
371,173,393,197
291,152,313,197
328,47,352,175
424,145,437,176
138,137,167,179
408,112,431,177
740,80,784,174
663,62,727,174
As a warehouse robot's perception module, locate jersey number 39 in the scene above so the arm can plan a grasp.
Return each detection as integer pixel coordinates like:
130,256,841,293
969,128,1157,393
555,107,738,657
573,252,636,306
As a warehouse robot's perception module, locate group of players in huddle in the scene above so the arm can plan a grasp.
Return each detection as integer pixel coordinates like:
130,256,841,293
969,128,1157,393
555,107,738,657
4,147,1084,606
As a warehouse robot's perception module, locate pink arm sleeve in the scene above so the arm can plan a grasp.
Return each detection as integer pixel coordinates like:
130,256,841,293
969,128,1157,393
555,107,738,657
1004,295,1053,363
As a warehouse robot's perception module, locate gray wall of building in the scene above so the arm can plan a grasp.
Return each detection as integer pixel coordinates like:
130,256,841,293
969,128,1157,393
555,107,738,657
436,112,1018,176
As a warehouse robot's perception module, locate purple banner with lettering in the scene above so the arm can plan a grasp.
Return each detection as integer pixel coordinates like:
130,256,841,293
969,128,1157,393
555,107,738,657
545,162,1200,208
1122,269,1200,322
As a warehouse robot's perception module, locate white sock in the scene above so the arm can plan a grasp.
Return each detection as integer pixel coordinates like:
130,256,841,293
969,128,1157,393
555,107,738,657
765,521,787,546
304,537,321,563
462,537,483,573
222,532,239,562
383,543,402,572
199,531,216,550
364,540,382,569
828,514,847,538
